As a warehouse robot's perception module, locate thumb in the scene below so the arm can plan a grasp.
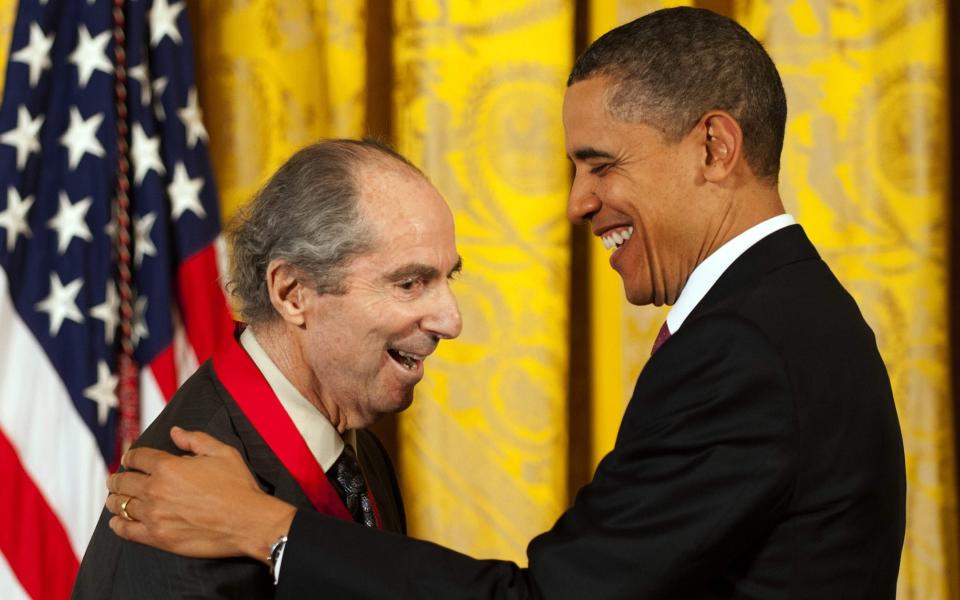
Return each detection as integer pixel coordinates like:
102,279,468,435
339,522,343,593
170,427,227,456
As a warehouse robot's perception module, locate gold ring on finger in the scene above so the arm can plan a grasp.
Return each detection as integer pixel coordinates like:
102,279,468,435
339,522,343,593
120,496,134,521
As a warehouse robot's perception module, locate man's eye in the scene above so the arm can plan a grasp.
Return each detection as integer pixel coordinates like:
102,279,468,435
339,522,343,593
590,163,612,175
398,278,420,291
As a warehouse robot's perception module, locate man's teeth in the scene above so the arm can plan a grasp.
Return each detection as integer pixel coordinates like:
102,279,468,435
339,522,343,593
395,350,423,370
601,227,634,251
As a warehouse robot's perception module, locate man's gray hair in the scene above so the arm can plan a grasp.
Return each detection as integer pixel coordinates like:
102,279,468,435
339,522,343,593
568,7,787,182
227,138,418,324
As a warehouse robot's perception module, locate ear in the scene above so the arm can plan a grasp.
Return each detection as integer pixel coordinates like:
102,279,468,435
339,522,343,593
265,259,309,326
699,111,742,183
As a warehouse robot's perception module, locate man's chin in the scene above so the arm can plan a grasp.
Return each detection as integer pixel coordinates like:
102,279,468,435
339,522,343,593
394,389,415,413
624,284,654,307
380,387,415,416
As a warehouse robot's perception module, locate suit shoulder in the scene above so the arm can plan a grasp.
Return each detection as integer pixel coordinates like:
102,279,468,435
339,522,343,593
638,315,797,429
135,361,236,455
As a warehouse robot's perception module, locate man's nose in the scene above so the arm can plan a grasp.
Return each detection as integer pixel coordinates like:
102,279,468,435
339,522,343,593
567,175,600,224
424,283,463,340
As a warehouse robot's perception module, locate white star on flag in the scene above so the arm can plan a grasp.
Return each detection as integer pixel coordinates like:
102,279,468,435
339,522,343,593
68,24,112,88
12,22,54,87
35,272,85,336
152,76,169,120
131,123,165,185
1,105,44,170
168,162,206,220
132,294,149,346
59,107,105,170
128,63,152,108
133,211,158,266
84,360,118,426
150,0,184,47
104,210,117,242
178,88,208,148
48,192,93,254
89,280,120,344
0,187,34,252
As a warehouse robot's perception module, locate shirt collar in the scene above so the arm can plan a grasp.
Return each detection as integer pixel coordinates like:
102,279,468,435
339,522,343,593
239,327,355,472
665,214,797,334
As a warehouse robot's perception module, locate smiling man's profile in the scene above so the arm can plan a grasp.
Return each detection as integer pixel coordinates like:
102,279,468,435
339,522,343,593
71,139,462,599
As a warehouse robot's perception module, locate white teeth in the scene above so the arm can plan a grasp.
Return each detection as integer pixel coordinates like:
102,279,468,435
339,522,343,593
393,349,424,369
600,226,634,251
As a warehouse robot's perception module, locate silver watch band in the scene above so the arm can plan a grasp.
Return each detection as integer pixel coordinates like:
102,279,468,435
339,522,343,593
268,535,288,585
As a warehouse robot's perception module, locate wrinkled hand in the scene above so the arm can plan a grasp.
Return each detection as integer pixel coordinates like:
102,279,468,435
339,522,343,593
106,426,296,563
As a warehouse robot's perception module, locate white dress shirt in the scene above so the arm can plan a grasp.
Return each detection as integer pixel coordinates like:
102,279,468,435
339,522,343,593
239,327,355,470
665,214,797,334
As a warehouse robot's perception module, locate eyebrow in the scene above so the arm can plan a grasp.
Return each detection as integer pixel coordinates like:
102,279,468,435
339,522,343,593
383,255,463,282
570,147,616,161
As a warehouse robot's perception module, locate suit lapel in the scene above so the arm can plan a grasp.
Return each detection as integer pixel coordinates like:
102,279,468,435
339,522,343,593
221,398,314,509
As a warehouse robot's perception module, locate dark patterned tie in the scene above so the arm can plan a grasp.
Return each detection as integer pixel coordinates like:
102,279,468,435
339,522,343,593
651,321,671,355
327,445,377,528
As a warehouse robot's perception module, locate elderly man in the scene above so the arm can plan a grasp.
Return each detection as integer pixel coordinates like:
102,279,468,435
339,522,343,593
71,139,462,598
103,7,905,598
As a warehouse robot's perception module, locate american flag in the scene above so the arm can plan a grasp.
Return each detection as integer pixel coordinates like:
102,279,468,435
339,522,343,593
0,0,232,597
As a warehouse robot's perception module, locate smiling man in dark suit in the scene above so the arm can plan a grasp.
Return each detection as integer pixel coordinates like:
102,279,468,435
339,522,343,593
71,139,463,598
100,7,905,598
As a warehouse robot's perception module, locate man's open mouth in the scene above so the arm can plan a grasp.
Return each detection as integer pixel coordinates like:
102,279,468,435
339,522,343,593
387,348,424,370
600,226,634,251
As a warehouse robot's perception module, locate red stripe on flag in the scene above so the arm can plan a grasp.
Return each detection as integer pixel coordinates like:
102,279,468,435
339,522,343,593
150,344,178,400
177,244,233,362
0,430,80,600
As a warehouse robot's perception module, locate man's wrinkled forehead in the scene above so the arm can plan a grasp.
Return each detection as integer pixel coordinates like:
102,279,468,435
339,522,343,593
355,164,455,249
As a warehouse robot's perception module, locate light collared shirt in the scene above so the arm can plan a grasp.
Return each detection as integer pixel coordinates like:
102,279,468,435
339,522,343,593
239,327,355,471
665,214,797,334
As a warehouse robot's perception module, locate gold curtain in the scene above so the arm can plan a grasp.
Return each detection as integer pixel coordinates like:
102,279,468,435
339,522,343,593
0,0,13,92
188,0,366,221
393,0,573,563
586,0,688,469
733,1,959,597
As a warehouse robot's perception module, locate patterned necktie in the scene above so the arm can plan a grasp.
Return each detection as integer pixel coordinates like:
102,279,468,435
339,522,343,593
328,445,377,528
651,321,672,355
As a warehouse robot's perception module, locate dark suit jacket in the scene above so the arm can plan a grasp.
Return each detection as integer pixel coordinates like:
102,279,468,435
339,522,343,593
71,359,405,600
274,225,905,599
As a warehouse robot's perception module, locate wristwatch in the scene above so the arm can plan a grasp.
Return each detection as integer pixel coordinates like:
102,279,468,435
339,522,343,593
268,535,288,584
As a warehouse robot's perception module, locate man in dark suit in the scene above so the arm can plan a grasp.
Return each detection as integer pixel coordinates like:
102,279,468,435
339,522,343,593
71,139,463,598
101,8,905,598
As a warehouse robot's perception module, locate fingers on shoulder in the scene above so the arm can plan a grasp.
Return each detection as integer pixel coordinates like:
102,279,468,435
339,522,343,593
108,514,151,545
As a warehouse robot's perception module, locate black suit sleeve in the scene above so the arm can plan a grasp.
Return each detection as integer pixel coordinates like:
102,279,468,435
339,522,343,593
277,316,799,599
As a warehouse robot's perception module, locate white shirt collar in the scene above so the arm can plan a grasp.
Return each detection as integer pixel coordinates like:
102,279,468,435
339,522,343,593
239,327,355,472
665,214,797,334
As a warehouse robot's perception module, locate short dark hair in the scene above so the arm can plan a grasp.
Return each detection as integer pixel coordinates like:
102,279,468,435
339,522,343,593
228,138,420,324
568,7,787,182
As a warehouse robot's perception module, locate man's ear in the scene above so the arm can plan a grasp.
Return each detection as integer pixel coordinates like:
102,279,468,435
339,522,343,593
266,259,309,326
699,111,742,183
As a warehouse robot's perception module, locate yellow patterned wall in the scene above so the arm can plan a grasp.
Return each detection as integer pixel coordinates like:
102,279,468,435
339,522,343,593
393,0,573,563
0,0,14,93
189,0,365,221
734,1,958,598
587,0,687,467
